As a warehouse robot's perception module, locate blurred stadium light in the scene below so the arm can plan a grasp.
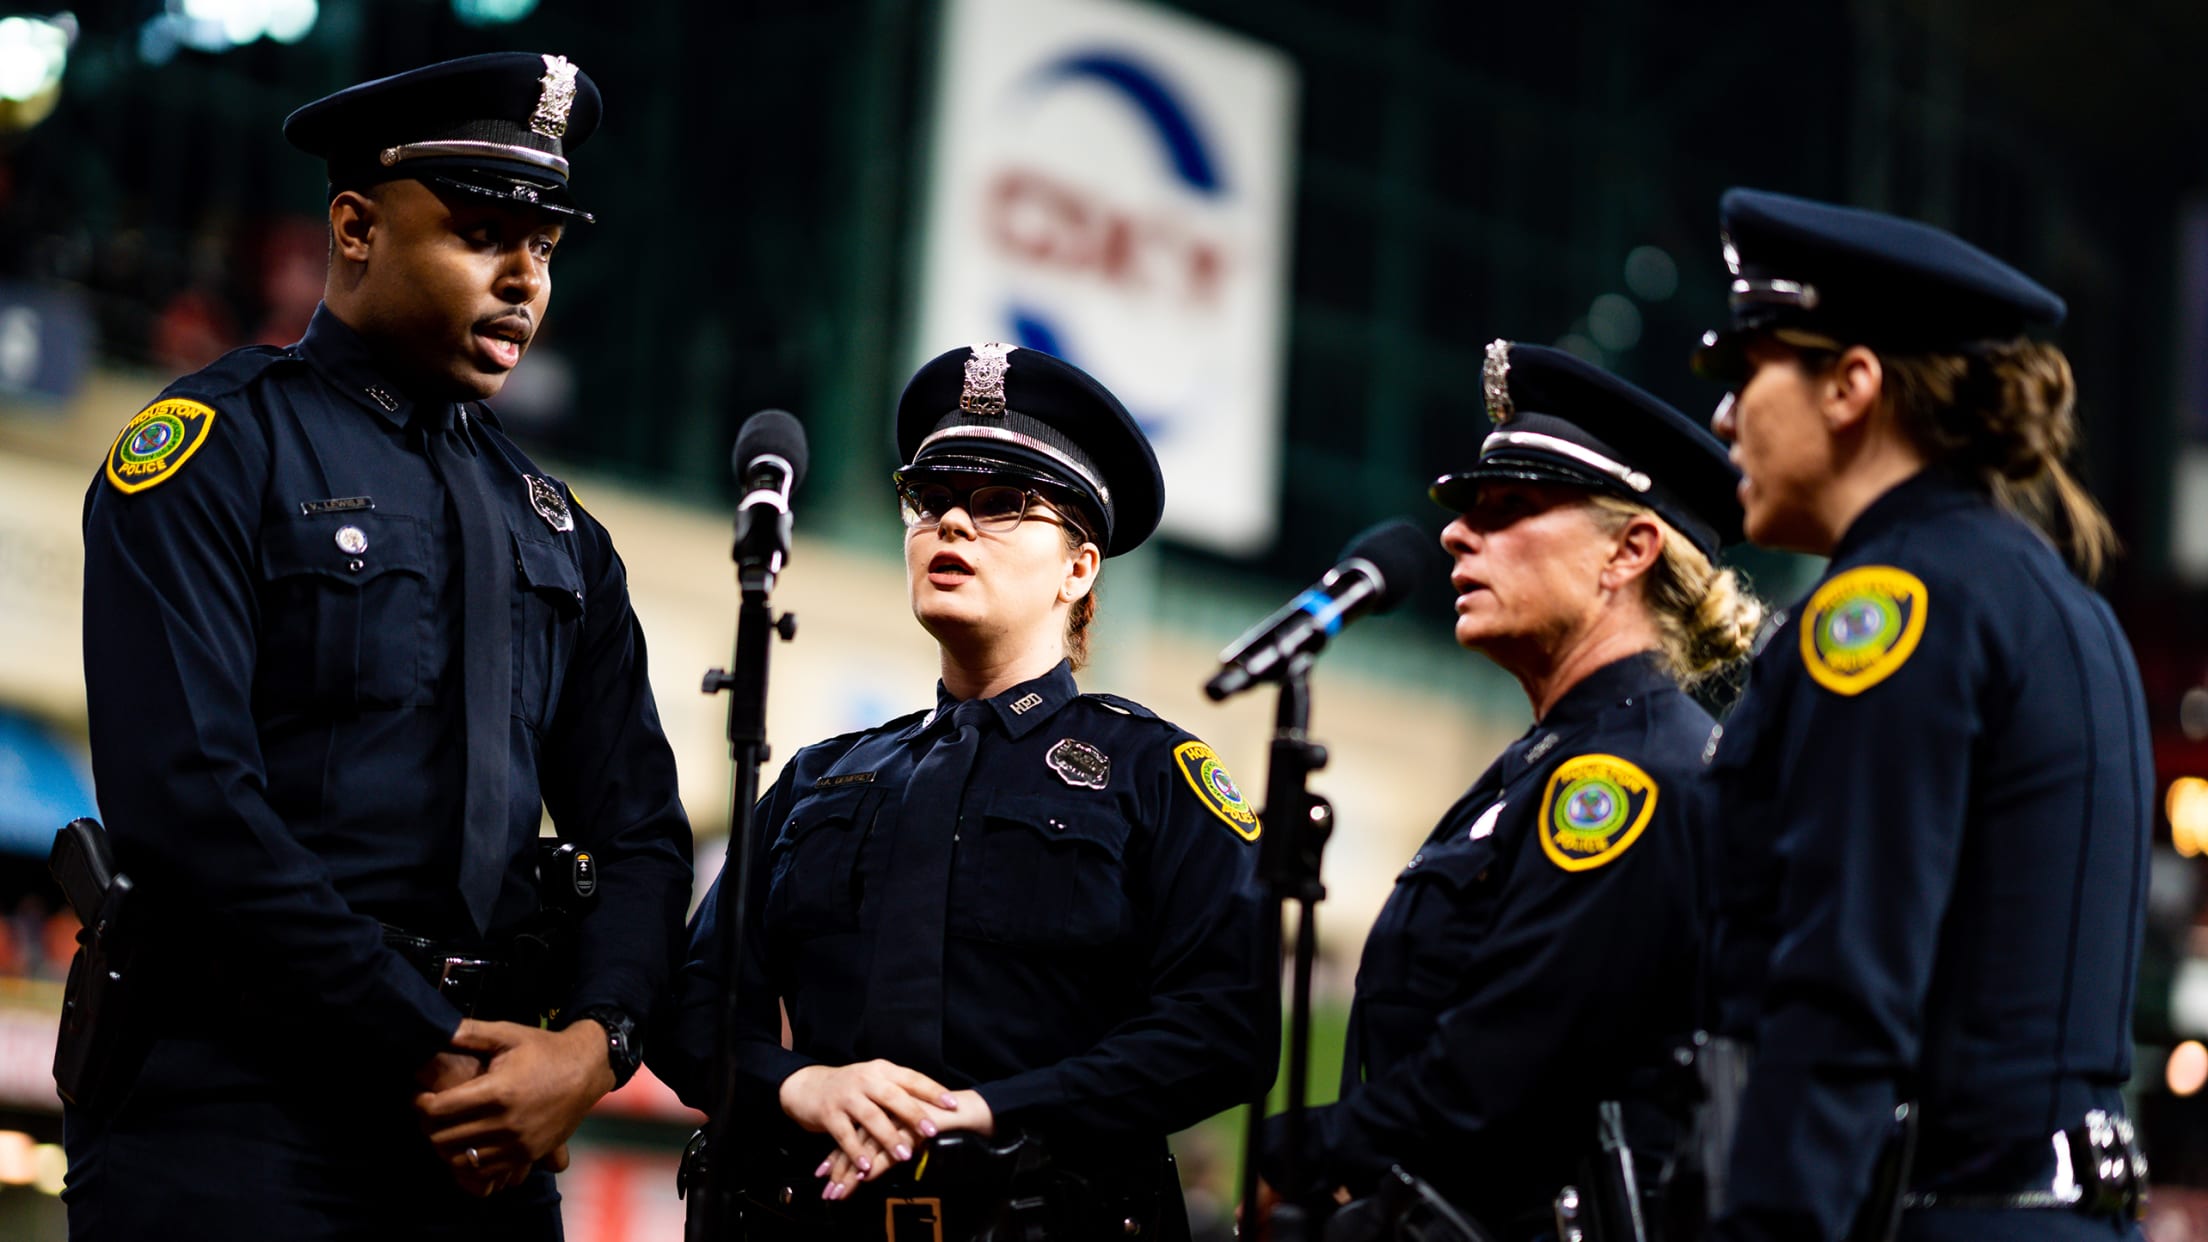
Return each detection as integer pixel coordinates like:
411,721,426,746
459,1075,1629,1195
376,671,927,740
0,13,71,132
138,0,315,64
453,0,540,26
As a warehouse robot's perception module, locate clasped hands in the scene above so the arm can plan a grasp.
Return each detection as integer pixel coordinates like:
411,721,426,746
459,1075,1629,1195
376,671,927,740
411,1018,617,1197
778,1059,995,1201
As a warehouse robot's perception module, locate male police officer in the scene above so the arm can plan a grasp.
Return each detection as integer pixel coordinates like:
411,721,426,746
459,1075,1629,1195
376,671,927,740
68,54,691,1239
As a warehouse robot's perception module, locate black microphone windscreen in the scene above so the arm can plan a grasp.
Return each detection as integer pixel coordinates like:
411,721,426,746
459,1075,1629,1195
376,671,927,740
732,409,809,489
1339,518,1439,613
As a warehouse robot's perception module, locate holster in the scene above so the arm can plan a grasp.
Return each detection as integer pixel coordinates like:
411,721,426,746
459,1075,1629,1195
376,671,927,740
1326,1165,1498,1242
50,818,152,1114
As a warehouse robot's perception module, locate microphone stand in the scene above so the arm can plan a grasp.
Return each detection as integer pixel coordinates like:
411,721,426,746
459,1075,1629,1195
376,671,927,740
1239,654,1333,1242
695,504,798,1241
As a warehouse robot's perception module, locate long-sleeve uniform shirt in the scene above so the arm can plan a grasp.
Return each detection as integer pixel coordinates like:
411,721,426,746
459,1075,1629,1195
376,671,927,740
1263,653,1711,1238
1709,471,2151,1242
654,659,1270,1167
80,304,692,1078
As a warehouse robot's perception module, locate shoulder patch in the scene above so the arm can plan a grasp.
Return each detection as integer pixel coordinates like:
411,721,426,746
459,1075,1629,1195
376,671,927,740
1798,565,1928,696
106,398,218,494
1538,753,1658,872
1173,740,1259,840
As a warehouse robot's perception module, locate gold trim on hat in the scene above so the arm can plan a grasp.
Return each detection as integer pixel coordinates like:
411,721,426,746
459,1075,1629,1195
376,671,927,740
1482,339,1513,426
531,54,580,140
1480,430,1652,493
379,140,570,178
959,342,1017,416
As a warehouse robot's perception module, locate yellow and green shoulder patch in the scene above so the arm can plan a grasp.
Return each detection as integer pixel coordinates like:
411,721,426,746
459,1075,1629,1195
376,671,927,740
1174,740,1258,840
1538,753,1658,872
1799,565,1928,696
105,398,217,494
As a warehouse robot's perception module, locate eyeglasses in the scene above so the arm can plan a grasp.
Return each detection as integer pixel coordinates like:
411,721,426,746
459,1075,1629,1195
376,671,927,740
897,482,1083,536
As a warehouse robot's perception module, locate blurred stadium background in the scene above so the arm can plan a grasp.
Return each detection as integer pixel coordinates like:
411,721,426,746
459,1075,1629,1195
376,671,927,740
2,1,2207,1238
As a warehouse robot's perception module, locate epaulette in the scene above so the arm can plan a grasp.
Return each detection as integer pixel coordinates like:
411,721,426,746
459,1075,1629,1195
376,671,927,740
1079,692,1160,722
158,344,299,405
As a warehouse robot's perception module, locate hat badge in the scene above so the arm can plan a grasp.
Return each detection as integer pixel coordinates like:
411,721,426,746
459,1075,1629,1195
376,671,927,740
1482,339,1514,425
959,342,1017,417
530,54,580,140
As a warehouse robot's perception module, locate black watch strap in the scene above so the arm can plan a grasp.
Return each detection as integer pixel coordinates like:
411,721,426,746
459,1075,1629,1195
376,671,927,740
565,1005,641,1090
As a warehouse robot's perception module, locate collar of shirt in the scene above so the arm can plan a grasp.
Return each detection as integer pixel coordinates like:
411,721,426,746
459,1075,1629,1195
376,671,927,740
901,658,1082,742
1829,467,1985,563
297,302,440,430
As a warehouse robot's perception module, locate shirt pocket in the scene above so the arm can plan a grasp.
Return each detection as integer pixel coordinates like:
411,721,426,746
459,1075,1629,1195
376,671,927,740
766,785,882,937
957,789,1134,949
1368,837,1505,1002
510,530,585,729
255,510,433,712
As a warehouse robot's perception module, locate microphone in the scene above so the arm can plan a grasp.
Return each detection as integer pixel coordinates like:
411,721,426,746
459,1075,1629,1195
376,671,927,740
730,409,809,594
1205,519,1436,701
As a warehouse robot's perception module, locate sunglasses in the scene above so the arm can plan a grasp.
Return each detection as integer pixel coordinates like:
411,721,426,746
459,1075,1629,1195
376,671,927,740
897,481,1088,537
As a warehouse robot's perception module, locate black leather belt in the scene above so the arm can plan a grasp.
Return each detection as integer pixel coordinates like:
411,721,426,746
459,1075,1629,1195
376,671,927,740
380,925,542,1023
1902,1109,2146,1218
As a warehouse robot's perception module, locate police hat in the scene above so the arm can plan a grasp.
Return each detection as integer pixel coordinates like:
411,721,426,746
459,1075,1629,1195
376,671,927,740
1431,341,1743,556
1693,188,2064,383
893,343,1164,557
284,52,602,223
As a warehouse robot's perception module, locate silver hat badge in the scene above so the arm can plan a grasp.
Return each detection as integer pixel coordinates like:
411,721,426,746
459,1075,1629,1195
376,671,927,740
1482,339,1514,425
530,55,580,140
959,342,1017,417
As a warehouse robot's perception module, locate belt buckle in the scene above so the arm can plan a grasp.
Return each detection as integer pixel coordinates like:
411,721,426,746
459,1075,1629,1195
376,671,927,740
435,955,498,1017
883,1196,944,1242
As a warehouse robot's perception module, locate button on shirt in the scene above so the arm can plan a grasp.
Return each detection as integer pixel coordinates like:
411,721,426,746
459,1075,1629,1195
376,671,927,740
79,304,693,1072
653,660,1271,1150
1262,653,1713,1233
1708,471,2152,1242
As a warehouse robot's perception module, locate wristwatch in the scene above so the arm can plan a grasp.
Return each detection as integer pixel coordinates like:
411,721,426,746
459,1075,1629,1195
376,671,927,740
562,1005,641,1090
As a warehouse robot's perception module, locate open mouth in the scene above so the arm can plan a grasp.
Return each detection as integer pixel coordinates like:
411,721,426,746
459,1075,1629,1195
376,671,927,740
476,317,532,369
928,552,975,581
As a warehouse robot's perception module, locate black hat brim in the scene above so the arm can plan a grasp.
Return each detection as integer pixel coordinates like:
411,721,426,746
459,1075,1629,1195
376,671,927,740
895,451,1108,543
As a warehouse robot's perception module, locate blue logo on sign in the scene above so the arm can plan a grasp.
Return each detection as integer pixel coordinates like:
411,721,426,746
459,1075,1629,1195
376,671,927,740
1024,51,1225,197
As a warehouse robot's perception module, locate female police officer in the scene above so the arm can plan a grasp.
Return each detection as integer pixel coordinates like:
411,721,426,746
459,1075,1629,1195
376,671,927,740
1695,190,2152,1242
651,343,1271,1239
1257,342,1760,1238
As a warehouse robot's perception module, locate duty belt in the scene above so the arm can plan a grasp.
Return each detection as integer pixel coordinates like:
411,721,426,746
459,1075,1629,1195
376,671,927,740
1901,1109,2147,1219
380,926,543,1023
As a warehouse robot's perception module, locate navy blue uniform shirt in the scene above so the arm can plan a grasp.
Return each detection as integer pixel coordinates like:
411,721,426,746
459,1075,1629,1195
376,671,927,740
79,304,693,1072
1709,471,2151,1242
653,659,1271,1151
1262,653,1711,1235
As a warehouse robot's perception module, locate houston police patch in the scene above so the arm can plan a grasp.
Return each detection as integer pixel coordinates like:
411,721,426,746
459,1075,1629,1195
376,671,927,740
106,398,217,494
1538,753,1658,872
1174,740,1258,840
1799,565,1928,695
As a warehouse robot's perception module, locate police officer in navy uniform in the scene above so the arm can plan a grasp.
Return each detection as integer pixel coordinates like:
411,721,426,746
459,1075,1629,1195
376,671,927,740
651,343,1273,1240
1255,343,1763,1239
69,55,692,1238
1695,189,2151,1242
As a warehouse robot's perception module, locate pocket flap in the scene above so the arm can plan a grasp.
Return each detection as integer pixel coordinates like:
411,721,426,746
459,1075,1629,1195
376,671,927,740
513,531,585,615
773,785,877,850
259,511,427,584
1397,838,1498,892
982,789,1130,858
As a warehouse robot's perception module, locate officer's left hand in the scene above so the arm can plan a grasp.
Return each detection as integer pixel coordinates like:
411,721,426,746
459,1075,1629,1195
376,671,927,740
818,1088,995,1200
413,1018,616,1193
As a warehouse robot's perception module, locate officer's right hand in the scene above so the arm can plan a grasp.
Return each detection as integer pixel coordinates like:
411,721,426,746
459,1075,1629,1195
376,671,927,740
777,1060,962,1196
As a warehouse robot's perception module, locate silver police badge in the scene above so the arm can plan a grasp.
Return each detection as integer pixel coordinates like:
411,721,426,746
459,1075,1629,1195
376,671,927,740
526,475,575,533
1045,738,1110,791
1482,338,1513,425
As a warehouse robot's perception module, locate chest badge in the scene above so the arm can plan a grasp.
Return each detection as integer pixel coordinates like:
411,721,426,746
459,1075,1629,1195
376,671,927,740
526,476,575,533
1537,753,1659,872
1046,738,1110,790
